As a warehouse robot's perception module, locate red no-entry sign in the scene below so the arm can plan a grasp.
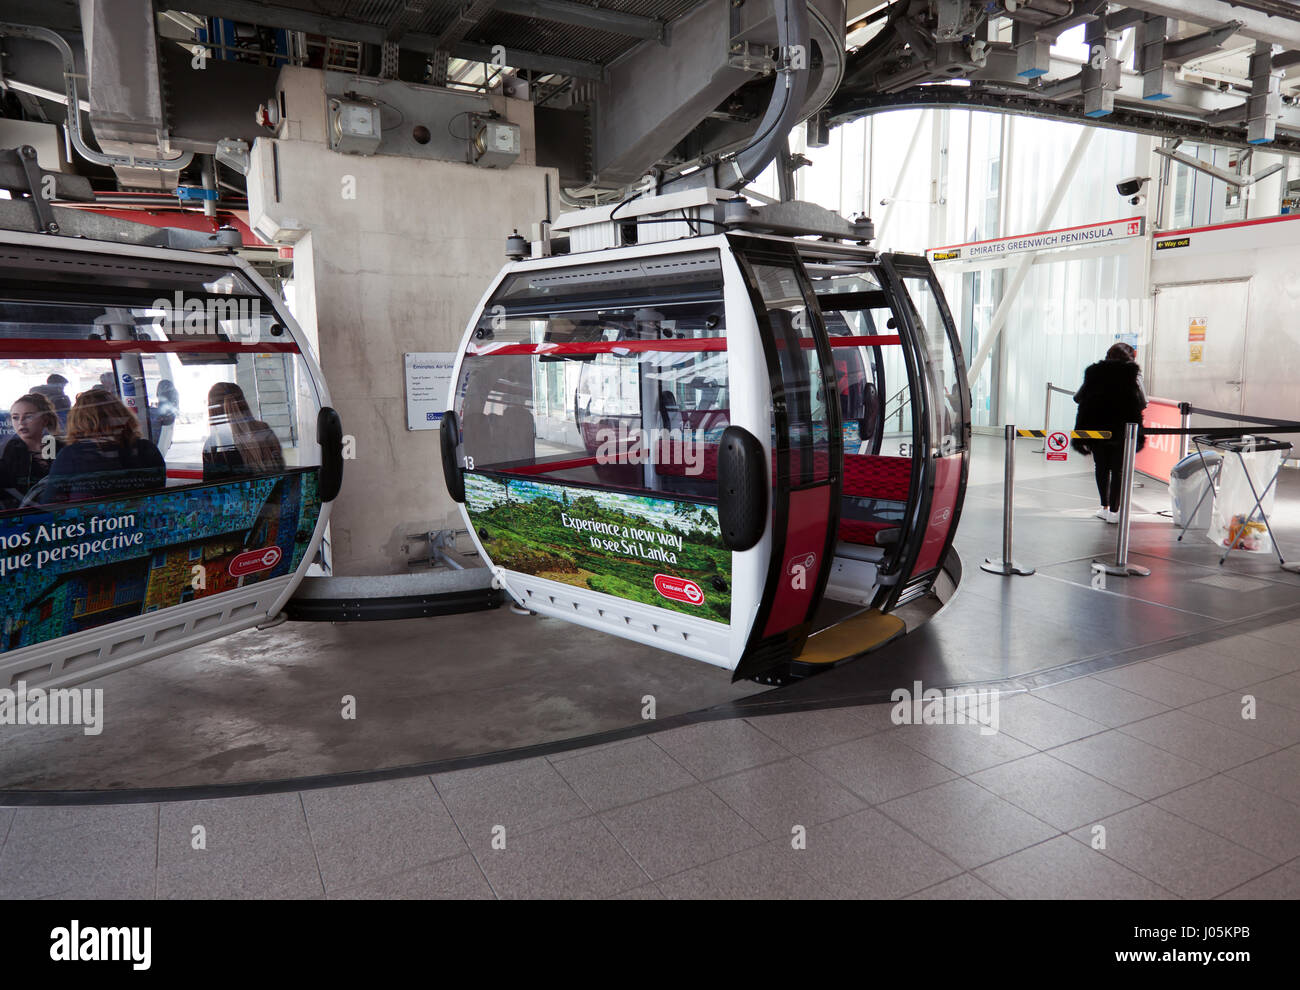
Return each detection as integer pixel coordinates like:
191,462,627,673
1046,431,1069,462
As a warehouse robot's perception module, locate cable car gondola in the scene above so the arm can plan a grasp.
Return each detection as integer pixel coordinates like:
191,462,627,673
0,227,344,690
442,190,970,683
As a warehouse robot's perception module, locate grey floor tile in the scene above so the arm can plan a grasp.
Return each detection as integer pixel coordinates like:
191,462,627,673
1030,676,1169,728
327,853,495,899
1183,692,1300,748
472,816,648,899
745,707,875,753
1150,646,1283,689
1226,746,1300,807
433,757,590,845
841,702,906,733
1248,672,1300,714
1217,862,1300,899
878,778,1058,870
158,791,309,870
970,753,1143,831
600,784,764,880
305,784,468,894
301,776,444,831
658,841,832,899
974,835,1175,899
649,719,790,781
1119,710,1277,771
156,851,324,899
1094,661,1227,707
1241,618,1300,645
994,694,1106,750
1202,629,1300,673
1155,775,1300,864
0,808,12,847
0,822,158,899
549,737,695,812
546,737,638,763
802,732,957,805
1050,729,1215,800
154,793,320,899
6,803,157,843
905,873,1005,900
789,807,962,899
891,720,1036,776
611,883,665,899
40,882,159,900
1070,804,1275,899
706,757,865,839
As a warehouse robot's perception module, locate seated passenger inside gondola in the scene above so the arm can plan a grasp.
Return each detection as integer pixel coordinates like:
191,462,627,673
46,387,166,503
0,392,61,510
202,382,284,481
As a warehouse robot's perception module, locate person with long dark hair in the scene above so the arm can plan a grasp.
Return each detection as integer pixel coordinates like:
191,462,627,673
1072,342,1147,523
202,382,285,481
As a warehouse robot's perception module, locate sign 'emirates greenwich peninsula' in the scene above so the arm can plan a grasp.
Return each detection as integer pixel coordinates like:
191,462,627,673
928,217,1146,263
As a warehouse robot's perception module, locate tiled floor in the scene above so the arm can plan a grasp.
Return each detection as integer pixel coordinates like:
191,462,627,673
4,622,1299,899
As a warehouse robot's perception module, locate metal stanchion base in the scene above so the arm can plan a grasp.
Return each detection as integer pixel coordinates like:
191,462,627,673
1093,559,1151,577
1281,561,1300,574
982,558,1035,576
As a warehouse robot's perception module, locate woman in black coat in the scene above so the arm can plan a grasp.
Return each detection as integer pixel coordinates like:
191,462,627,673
1072,342,1147,522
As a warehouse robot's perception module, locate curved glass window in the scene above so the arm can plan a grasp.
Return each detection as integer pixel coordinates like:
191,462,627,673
455,250,729,501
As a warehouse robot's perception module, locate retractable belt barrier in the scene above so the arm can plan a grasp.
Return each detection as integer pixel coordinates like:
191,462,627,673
1016,430,1110,439
982,426,1112,578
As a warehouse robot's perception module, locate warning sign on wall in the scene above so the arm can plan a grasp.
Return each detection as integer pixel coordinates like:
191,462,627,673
1190,344,1204,363
1045,431,1070,462
1188,317,1207,342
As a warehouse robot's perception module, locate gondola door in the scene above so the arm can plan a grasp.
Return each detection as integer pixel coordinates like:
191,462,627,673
729,238,842,681
876,254,971,609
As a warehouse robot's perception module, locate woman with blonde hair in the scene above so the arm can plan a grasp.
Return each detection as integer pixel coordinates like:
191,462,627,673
47,386,166,502
203,381,284,481
0,391,61,509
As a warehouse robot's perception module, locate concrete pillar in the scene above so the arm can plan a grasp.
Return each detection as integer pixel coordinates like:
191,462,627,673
248,67,557,575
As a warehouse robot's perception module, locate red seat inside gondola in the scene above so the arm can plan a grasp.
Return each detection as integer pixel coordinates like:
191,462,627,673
838,453,910,546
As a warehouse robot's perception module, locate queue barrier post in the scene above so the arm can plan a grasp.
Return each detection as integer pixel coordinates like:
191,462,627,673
1095,422,1150,578
1033,383,1053,453
982,424,1035,577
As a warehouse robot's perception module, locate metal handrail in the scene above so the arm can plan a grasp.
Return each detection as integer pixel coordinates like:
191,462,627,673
883,384,911,432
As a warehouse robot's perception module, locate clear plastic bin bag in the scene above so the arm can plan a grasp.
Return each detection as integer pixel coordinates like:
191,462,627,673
1207,446,1281,553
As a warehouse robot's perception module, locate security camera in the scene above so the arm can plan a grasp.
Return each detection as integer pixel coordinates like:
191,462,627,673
1116,176,1149,197
1128,193,1147,207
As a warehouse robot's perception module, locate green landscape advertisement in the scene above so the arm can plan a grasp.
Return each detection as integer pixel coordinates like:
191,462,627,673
465,473,731,623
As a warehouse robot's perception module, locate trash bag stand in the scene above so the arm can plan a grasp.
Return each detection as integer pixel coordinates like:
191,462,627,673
1193,435,1298,572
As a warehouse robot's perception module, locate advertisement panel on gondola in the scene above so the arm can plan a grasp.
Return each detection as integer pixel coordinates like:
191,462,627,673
0,473,322,654
464,472,731,624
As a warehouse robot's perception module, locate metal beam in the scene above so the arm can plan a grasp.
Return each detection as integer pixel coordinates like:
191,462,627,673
1246,40,1283,144
1137,15,1172,100
1163,20,1244,63
494,0,666,41
830,83,1300,155
156,0,605,79
1114,0,1300,48
449,41,604,80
